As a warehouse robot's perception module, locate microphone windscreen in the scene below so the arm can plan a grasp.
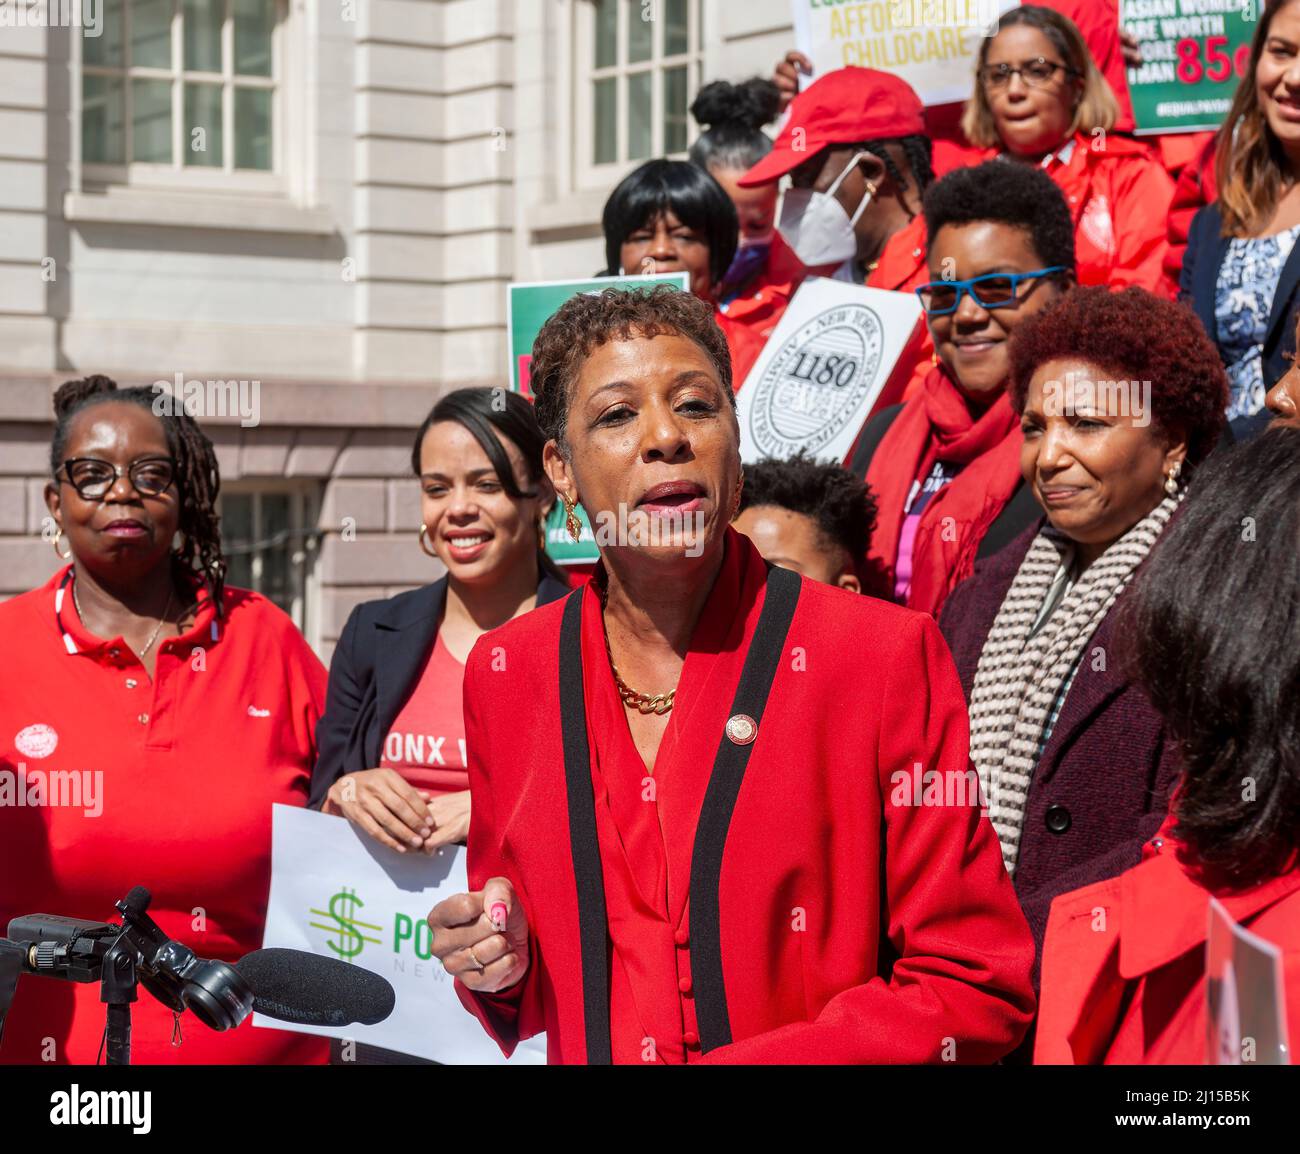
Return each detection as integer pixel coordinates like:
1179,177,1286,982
234,948,396,1027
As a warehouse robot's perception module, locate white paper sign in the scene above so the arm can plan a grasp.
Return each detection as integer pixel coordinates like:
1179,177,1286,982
256,804,546,1064
1206,896,1291,1065
791,0,1019,105
737,276,923,465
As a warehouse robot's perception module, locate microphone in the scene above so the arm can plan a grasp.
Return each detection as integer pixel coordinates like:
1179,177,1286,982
234,948,396,1027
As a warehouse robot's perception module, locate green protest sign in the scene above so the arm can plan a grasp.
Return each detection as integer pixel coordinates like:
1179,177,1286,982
506,272,689,396
1123,0,1255,135
506,272,689,565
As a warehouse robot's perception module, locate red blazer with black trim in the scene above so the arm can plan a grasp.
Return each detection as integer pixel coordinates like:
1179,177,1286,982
453,530,1037,1064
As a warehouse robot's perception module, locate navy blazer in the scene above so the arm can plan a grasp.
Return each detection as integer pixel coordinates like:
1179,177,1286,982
1181,201,1300,441
309,573,571,809
939,521,1181,980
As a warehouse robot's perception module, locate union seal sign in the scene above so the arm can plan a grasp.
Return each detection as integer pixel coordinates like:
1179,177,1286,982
736,278,923,466
748,304,883,458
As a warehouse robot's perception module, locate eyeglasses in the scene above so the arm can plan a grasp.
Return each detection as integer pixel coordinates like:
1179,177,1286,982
915,268,1067,316
980,58,1078,90
57,456,177,500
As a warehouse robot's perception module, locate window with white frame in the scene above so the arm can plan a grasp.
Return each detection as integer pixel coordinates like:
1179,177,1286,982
219,484,319,639
575,0,705,188
81,0,282,186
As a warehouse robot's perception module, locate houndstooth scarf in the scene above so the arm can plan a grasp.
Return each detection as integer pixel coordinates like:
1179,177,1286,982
967,493,1180,875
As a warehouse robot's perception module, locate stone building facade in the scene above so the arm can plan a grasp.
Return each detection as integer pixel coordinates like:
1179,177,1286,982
0,0,796,659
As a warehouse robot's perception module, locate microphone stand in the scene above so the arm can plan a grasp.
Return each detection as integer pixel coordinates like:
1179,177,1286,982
101,937,139,1066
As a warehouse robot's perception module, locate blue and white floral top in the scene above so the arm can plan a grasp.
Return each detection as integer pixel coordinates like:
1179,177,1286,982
1215,224,1300,423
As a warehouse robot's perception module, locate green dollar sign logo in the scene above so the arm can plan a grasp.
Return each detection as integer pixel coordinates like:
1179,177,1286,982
308,887,383,959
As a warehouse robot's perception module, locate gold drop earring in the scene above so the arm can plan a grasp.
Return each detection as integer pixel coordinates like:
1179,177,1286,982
563,495,582,542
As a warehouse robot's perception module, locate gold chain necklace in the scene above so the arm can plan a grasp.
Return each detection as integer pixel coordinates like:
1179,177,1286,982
599,585,676,715
73,577,174,659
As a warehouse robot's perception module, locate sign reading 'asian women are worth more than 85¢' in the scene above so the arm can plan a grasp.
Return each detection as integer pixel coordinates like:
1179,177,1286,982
1123,0,1255,134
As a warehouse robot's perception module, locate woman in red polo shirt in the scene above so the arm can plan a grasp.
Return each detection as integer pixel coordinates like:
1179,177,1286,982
0,376,327,1065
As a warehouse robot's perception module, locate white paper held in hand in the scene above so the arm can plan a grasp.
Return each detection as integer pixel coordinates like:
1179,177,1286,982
256,803,545,1064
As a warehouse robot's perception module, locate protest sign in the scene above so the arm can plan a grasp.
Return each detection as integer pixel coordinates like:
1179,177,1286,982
507,272,689,566
791,0,1019,105
1123,0,1254,134
737,276,924,466
257,804,546,1064
507,272,689,396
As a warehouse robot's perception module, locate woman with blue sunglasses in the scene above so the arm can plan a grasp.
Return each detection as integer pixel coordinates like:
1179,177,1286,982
850,161,1075,618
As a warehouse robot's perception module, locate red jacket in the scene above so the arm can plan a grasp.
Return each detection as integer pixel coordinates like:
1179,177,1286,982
716,233,807,389
949,133,1176,296
455,529,1037,1063
1164,133,1218,284
1035,817,1300,1064
868,213,934,401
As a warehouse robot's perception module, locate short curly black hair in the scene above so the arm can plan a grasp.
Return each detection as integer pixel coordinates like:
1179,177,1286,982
1008,285,1228,468
737,451,877,561
922,160,1076,273
530,285,734,448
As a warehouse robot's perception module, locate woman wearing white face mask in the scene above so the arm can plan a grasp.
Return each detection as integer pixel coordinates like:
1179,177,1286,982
689,78,809,355
736,67,934,293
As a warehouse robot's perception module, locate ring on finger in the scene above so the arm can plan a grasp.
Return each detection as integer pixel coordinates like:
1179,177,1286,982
466,944,485,971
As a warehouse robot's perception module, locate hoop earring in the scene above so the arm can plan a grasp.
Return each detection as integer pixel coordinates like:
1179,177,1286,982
52,528,72,560
537,517,547,552
418,524,438,558
562,496,582,542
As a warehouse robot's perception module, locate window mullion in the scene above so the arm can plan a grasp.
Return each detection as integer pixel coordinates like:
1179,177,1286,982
123,0,133,164
172,0,183,169
652,1,662,156
252,495,264,590
223,0,234,172
616,0,626,164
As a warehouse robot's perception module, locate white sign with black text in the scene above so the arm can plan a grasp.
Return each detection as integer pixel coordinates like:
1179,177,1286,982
737,277,924,466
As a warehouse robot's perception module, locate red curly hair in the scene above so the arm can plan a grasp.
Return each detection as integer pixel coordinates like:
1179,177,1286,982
1008,286,1228,467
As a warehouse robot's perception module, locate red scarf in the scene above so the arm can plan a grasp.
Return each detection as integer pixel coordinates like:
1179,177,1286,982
865,364,1025,617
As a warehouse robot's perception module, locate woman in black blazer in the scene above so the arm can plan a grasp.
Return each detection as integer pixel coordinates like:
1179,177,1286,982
1179,0,1300,442
310,387,569,850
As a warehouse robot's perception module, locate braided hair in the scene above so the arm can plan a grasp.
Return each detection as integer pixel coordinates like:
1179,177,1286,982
50,375,228,617
856,134,934,206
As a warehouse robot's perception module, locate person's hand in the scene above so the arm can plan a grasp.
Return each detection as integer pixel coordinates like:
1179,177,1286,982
420,789,471,852
1120,27,1143,68
774,49,813,113
324,768,432,853
430,877,529,993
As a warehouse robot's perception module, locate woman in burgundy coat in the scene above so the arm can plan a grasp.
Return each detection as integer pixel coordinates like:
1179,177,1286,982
939,287,1228,977
1037,427,1300,1064
427,287,1036,1064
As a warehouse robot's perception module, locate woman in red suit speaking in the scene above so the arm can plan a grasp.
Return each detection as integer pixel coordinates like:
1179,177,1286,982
428,287,1036,1064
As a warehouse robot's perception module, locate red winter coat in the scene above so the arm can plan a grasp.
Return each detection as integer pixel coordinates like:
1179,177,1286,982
1035,817,1300,1064
454,529,1037,1063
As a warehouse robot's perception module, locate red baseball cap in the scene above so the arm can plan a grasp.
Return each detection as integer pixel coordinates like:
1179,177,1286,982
738,67,926,187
